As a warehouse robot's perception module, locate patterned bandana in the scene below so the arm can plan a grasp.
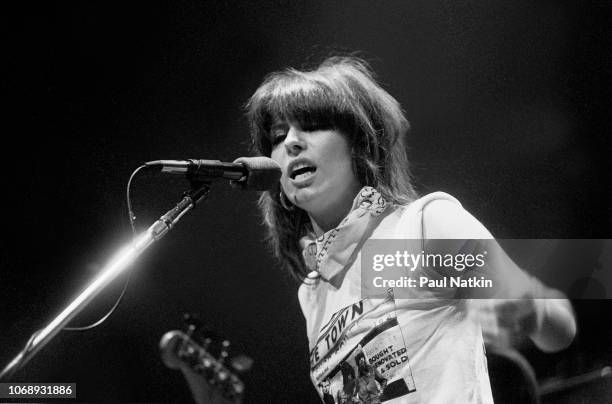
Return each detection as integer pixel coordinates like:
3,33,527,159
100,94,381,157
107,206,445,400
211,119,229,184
300,187,390,285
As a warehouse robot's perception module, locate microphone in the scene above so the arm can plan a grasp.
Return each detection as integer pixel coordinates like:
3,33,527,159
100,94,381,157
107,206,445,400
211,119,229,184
144,157,281,191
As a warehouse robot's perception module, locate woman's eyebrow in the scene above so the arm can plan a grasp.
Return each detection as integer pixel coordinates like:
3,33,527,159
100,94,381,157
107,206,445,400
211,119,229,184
269,121,289,132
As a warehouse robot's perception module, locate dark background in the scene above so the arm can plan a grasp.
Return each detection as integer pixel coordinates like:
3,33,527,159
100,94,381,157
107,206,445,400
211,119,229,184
2,1,611,403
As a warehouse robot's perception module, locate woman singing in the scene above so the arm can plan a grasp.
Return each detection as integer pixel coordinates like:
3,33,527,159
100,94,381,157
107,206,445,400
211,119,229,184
245,56,576,403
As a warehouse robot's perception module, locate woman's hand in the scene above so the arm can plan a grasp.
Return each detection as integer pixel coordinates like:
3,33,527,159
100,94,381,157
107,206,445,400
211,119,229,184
475,294,576,352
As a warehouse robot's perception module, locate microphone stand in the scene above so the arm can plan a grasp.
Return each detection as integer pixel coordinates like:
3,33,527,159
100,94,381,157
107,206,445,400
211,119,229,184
0,181,211,380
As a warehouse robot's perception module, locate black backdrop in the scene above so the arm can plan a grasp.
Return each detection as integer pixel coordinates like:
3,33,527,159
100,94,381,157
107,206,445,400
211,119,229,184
2,1,611,403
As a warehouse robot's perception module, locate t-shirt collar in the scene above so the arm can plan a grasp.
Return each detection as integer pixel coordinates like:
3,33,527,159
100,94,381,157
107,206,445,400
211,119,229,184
301,186,389,284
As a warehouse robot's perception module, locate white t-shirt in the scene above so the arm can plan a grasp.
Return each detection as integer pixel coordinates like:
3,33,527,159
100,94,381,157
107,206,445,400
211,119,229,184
298,189,494,403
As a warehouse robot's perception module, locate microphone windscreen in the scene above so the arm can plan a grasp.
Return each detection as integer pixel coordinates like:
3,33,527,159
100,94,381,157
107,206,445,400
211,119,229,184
232,157,281,190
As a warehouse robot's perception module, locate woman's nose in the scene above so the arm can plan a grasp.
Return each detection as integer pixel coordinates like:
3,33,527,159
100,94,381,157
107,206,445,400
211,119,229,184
284,126,306,155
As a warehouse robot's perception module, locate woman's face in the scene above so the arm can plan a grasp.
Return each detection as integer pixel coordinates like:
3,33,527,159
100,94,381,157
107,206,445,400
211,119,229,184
270,121,361,225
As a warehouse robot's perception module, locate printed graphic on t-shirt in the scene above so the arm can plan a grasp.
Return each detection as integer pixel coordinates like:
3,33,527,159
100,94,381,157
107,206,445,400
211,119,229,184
311,290,416,403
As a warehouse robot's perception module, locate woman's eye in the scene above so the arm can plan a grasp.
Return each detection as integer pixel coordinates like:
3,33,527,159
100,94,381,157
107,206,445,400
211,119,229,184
270,128,287,145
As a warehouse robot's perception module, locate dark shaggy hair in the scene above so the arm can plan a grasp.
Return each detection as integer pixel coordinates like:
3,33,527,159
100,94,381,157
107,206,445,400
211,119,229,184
246,56,417,281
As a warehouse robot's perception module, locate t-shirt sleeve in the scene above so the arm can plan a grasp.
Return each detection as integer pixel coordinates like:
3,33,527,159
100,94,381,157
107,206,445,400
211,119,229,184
420,198,534,299
421,198,493,240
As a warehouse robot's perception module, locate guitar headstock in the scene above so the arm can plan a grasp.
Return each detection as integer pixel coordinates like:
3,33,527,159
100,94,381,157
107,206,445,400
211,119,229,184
159,314,252,404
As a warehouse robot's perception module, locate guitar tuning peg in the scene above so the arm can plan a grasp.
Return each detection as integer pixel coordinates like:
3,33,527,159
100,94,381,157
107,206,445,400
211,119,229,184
232,380,245,395
216,369,229,382
201,360,215,383
218,340,230,364
182,313,203,335
201,356,213,369
230,355,254,372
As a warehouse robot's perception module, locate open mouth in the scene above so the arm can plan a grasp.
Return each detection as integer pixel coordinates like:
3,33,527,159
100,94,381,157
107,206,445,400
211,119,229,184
290,164,317,181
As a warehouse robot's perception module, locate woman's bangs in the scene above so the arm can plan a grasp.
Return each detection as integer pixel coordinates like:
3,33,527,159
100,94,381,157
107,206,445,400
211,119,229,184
250,73,359,155
266,77,346,132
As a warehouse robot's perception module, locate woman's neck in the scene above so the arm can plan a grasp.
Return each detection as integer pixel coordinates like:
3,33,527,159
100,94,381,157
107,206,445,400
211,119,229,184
309,215,336,237
308,190,358,237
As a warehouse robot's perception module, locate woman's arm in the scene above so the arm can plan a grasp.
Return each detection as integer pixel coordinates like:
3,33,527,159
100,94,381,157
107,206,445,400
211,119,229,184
421,199,576,352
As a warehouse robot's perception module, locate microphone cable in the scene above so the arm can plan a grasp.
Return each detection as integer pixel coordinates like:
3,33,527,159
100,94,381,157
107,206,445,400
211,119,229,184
62,164,148,331
63,164,148,330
